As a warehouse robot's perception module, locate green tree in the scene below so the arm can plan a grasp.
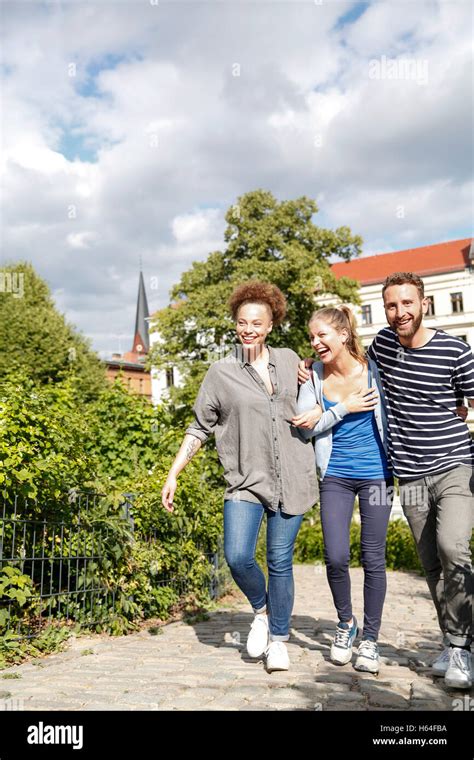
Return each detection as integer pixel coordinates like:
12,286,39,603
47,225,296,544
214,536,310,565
0,262,105,401
149,189,362,406
0,375,98,510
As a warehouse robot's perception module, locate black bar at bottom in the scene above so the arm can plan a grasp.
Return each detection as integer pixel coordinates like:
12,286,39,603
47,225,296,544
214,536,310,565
0,708,471,758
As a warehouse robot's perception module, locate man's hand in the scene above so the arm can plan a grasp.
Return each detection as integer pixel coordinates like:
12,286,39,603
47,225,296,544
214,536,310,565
291,406,323,429
455,405,468,421
298,358,313,385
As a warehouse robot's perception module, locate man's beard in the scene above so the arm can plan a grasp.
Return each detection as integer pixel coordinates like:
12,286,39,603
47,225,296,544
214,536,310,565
390,310,423,338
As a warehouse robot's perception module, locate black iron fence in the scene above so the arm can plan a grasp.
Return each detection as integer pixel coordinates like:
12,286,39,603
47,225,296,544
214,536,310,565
0,492,230,641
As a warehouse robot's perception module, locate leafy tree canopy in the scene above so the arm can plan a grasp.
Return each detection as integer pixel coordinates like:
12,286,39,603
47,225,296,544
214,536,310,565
149,189,362,406
0,262,105,401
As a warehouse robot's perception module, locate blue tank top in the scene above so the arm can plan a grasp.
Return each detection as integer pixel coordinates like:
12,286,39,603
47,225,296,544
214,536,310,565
324,368,390,479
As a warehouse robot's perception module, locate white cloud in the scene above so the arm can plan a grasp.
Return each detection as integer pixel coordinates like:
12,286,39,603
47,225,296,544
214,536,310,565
1,0,472,354
171,208,223,245
67,231,98,249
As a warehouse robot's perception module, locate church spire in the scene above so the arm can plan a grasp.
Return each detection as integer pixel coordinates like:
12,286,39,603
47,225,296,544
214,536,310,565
131,270,150,354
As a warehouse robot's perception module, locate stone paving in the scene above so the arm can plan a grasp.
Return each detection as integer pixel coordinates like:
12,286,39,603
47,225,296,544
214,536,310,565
1,566,472,711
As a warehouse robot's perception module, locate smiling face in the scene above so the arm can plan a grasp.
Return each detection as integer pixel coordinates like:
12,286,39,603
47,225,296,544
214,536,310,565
235,302,273,348
308,317,348,363
383,283,427,339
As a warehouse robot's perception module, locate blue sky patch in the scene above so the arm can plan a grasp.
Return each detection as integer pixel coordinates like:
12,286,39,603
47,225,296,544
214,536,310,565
334,2,369,31
76,52,142,98
58,129,98,163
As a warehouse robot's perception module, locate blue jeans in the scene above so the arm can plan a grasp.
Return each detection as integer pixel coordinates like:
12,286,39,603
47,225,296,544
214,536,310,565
224,500,303,641
319,476,393,641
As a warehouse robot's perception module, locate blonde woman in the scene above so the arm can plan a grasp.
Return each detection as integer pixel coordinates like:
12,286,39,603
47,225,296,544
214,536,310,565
292,306,392,675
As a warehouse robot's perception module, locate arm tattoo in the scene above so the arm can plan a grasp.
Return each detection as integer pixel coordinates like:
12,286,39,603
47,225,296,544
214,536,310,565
184,437,200,462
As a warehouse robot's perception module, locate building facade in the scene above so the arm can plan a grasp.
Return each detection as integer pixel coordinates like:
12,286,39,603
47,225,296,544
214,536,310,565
330,238,474,352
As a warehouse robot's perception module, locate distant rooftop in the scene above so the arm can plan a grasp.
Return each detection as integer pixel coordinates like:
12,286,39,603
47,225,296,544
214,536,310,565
331,238,472,286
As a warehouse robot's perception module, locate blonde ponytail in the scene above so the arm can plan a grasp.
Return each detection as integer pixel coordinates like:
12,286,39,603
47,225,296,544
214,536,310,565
308,305,366,365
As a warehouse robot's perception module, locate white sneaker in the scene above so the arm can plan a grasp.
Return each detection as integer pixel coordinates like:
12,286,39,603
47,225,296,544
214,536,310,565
431,647,451,676
444,648,472,689
246,612,269,658
354,639,380,674
265,641,290,672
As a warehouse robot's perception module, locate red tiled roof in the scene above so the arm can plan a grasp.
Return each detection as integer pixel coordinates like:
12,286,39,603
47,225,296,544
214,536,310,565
331,238,472,286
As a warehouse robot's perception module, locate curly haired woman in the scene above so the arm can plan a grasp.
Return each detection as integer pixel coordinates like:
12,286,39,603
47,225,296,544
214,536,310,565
162,281,318,672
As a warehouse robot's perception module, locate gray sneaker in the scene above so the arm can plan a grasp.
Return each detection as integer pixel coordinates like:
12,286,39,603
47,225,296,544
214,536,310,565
330,616,359,665
444,647,472,689
354,639,380,674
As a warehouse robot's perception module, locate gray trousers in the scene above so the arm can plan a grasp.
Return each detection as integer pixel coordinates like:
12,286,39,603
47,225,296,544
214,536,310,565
399,464,473,648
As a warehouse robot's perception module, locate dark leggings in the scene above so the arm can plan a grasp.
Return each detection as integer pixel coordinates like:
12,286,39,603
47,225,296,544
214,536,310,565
319,476,393,641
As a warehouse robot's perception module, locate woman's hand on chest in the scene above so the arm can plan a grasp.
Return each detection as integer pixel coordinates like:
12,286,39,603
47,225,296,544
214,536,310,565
323,364,369,402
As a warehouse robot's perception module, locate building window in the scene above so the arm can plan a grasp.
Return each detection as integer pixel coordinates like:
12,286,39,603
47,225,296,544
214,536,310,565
451,292,464,313
426,295,435,316
361,304,372,325
166,367,175,388
139,378,143,394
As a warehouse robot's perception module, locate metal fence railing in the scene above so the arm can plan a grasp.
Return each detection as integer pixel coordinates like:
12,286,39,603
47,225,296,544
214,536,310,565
0,492,231,641
0,492,118,639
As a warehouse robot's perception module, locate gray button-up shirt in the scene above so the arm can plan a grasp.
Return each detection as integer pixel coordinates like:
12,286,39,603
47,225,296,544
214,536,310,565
185,345,319,515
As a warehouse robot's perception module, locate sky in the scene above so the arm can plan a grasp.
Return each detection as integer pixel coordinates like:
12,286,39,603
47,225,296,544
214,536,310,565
1,0,473,357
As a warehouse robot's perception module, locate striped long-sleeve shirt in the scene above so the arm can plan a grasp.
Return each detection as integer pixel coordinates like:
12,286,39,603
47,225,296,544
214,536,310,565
367,328,474,479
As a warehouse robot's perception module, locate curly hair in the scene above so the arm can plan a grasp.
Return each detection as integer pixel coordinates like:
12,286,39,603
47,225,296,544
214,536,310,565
228,280,287,326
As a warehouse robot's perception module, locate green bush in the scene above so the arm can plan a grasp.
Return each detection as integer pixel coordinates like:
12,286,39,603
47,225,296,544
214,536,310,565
385,518,422,571
84,379,172,489
0,566,37,632
0,566,73,668
0,448,225,663
0,261,229,663
0,376,98,508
